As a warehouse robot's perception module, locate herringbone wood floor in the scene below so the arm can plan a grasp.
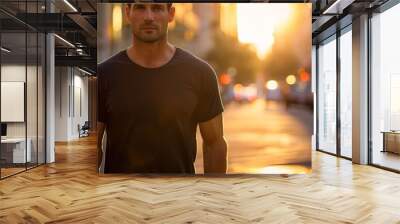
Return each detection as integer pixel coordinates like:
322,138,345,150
1,135,400,223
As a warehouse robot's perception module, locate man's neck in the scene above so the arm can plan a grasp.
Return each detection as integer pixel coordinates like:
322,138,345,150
127,39,176,68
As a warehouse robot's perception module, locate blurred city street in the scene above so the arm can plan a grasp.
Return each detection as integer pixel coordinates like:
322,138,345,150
195,100,312,174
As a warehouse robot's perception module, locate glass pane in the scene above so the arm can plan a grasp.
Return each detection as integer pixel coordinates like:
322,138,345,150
38,33,45,165
340,29,352,158
312,45,317,151
317,37,337,154
1,31,27,177
27,31,38,169
371,3,400,171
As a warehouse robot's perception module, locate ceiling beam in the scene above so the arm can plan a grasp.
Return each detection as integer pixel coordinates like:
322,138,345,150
322,0,356,14
67,13,97,39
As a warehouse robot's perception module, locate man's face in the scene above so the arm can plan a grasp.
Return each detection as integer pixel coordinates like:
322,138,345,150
125,3,175,43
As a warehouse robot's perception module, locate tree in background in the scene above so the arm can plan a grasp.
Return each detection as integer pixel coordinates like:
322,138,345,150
205,30,261,85
262,4,311,81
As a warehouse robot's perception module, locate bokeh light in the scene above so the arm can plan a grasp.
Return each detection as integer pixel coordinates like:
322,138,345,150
112,5,123,38
266,80,279,90
286,75,297,85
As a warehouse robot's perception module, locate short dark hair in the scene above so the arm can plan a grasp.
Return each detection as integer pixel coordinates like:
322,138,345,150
127,3,172,9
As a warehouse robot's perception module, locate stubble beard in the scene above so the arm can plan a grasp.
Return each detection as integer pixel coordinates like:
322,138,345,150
133,28,167,43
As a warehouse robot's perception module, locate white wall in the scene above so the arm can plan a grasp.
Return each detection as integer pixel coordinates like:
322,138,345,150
1,64,45,163
1,65,35,138
1,65,26,143
55,66,69,141
55,67,89,141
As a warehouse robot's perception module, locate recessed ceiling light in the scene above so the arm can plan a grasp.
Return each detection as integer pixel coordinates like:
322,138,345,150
78,67,93,76
1,47,11,53
54,34,75,48
322,0,354,15
63,0,78,12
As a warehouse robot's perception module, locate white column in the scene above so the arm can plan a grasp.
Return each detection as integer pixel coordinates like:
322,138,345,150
352,14,369,164
46,33,55,163
45,1,55,163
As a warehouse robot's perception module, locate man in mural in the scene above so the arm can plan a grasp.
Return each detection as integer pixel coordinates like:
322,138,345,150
97,3,227,174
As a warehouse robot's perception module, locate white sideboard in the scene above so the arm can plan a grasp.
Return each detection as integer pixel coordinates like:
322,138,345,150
1,138,32,163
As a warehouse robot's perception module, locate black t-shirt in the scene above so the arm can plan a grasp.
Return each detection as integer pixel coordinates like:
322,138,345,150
97,47,224,174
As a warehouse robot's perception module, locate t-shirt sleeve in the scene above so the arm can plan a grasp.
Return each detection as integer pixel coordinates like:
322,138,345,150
97,67,107,123
195,64,224,123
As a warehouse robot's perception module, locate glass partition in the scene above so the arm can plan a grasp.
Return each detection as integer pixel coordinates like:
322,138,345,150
38,32,45,165
317,36,337,154
27,31,38,169
371,3,400,171
0,1,46,179
339,28,352,158
1,31,28,177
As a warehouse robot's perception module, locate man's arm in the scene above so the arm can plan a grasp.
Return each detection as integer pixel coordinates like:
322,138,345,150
97,122,106,171
199,113,227,174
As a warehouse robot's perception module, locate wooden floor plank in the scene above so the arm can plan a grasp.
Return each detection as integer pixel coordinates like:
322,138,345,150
0,135,399,223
